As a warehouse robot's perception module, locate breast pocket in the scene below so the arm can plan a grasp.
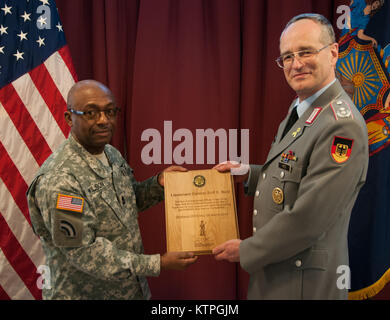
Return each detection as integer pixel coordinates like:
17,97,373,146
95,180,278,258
115,168,138,218
86,178,126,230
268,165,303,213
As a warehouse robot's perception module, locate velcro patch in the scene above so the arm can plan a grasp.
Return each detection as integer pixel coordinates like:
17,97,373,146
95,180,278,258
56,194,84,213
331,136,354,163
53,213,83,247
59,220,77,238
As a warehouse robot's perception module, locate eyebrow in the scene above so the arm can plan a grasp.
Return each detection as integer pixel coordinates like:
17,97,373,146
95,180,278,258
281,46,315,56
84,102,115,110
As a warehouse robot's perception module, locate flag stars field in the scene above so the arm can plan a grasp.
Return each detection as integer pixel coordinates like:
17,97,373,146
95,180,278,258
0,25,8,35
1,4,12,16
39,0,50,6
17,31,28,42
37,16,47,28
36,37,45,47
13,50,24,61
20,12,31,22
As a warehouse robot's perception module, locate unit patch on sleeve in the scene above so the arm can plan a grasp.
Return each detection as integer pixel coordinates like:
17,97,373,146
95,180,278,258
56,194,84,213
331,136,354,164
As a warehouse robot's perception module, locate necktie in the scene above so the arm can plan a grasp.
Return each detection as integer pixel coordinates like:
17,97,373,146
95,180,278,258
282,106,298,139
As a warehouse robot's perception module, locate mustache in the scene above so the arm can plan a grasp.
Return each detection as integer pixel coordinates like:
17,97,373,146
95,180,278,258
94,125,112,132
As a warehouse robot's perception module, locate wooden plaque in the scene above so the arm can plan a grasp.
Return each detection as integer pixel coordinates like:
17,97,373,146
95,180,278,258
164,169,239,255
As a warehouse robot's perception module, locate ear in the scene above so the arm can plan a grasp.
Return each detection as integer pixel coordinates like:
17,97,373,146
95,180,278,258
330,42,339,67
64,110,72,127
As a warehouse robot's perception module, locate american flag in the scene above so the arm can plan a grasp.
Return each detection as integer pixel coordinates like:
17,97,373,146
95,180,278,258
56,194,84,213
0,0,76,299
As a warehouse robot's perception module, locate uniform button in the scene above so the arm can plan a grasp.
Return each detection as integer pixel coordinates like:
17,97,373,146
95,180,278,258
255,190,260,197
253,209,258,216
253,227,257,233
280,171,285,178
336,100,343,105
295,260,302,268
262,173,266,179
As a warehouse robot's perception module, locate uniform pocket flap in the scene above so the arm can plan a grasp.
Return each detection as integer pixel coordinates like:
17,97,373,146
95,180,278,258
301,249,328,270
274,165,303,183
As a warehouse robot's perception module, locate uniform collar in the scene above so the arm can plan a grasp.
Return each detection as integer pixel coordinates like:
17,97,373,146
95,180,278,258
68,134,111,178
295,79,336,118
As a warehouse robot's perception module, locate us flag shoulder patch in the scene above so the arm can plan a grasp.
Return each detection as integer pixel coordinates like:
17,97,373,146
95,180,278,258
331,136,354,164
56,194,84,213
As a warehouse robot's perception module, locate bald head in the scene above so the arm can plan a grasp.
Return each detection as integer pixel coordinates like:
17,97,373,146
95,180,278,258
65,80,118,154
280,13,335,46
67,80,115,111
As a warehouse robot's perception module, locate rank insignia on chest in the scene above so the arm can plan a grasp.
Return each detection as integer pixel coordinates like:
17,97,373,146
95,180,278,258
331,136,354,164
56,194,84,213
281,151,297,163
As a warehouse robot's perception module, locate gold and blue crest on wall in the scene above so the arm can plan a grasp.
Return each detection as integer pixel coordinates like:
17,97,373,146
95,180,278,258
337,0,390,156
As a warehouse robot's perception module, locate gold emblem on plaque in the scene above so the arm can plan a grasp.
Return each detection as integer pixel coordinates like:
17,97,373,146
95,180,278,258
272,187,284,204
200,220,206,236
193,175,206,187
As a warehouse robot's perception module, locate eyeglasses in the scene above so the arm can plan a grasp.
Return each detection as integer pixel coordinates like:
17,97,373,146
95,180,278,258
68,107,120,120
275,44,331,69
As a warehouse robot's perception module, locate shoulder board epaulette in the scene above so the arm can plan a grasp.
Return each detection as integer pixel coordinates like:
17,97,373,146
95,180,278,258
330,100,354,120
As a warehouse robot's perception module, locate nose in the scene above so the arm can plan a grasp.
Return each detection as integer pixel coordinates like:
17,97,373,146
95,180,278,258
96,111,109,124
291,56,304,69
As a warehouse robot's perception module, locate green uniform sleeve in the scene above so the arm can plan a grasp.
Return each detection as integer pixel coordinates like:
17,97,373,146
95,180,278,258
34,174,161,281
128,168,165,212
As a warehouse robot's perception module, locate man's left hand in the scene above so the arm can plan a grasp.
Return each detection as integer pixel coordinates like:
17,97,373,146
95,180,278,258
158,166,188,187
212,239,242,262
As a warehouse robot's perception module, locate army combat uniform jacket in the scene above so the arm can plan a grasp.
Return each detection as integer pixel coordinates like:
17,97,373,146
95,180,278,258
240,80,369,299
27,135,164,299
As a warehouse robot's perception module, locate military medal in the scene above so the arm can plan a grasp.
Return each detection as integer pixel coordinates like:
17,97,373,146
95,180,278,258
331,136,354,163
281,151,297,163
272,187,284,204
279,151,297,173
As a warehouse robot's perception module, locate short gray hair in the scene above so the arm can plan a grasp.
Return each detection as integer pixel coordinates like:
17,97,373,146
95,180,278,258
281,13,336,45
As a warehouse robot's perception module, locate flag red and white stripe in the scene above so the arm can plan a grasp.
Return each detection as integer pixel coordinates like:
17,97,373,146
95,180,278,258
0,45,76,300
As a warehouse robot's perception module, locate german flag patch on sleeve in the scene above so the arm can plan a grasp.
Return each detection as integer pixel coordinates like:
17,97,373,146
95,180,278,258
56,194,84,213
331,136,354,164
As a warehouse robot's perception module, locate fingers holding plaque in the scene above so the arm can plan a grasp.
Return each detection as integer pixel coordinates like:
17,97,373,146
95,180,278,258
164,169,239,255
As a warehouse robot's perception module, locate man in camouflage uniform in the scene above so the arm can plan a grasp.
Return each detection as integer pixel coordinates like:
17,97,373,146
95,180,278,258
27,80,197,299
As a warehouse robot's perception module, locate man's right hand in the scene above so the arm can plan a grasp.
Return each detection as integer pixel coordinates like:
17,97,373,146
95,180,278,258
213,161,250,184
161,252,198,270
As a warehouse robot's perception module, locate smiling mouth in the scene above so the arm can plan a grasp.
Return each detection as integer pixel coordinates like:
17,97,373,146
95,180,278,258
293,73,310,79
94,130,111,135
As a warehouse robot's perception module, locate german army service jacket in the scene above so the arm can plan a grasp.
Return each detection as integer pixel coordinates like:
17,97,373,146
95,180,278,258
240,80,369,300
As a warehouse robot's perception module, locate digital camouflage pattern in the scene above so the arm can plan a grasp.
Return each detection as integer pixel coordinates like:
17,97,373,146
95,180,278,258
27,135,164,299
